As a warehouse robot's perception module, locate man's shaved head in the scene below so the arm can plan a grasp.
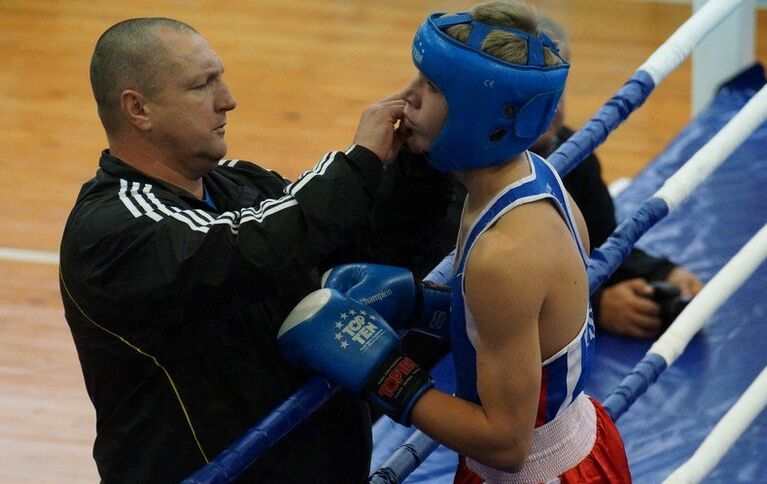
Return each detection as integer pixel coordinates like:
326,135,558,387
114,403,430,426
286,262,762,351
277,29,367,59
90,18,198,133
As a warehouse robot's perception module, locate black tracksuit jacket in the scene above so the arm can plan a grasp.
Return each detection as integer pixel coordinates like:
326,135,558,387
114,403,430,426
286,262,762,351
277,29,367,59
59,146,452,483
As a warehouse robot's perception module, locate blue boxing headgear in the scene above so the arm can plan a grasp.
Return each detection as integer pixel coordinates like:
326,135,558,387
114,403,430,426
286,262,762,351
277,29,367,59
412,13,569,171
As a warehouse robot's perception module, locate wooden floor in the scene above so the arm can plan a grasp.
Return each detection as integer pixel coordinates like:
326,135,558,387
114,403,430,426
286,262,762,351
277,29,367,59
0,1,765,481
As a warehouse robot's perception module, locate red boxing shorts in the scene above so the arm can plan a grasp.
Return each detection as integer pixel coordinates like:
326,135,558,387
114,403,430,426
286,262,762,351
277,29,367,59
454,396,631,483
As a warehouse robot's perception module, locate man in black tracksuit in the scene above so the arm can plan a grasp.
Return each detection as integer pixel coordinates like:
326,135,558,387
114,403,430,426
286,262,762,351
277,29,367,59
60,18,451,483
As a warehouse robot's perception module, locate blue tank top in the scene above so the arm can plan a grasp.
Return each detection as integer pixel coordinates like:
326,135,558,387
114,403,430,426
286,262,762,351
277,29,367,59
451,151,595,426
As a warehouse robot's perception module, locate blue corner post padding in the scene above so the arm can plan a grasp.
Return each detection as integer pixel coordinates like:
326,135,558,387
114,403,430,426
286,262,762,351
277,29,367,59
602,353,668,421
549,70,655,178
182,377,338,484
587,197,669,294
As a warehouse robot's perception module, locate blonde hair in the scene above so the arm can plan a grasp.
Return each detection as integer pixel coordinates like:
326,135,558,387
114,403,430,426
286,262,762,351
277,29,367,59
445,0,563,67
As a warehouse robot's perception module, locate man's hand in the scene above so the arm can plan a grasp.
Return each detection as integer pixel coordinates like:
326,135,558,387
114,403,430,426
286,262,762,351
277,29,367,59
599,278,662,339
665,266,703,297
353,94,411,164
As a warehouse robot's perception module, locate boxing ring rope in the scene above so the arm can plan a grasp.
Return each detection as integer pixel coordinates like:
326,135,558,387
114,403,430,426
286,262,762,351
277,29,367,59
603,221,767,421
589,83,767,294
664,363,767,483
549,0,746,178
183,377,340,484
600,84,767,419
183,1,751,481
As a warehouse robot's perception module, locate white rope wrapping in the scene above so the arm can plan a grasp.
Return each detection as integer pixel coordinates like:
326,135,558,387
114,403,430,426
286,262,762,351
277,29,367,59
649,223,767,365
655,84,767,211
663,365,767,483
638,0,747,84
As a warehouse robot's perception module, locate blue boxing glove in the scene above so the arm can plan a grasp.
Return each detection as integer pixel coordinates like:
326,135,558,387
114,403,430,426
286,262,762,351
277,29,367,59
321,263,451,340
277,288,434,425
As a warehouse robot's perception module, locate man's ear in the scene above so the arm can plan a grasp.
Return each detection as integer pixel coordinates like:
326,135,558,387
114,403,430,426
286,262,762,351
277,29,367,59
120,89,152,131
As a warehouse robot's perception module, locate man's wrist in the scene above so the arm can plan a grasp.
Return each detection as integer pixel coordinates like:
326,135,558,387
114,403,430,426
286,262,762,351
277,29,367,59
344,144,384,195
347,144,383,166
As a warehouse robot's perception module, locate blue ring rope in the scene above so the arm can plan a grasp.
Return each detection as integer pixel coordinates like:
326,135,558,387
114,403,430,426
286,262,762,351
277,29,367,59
550,71,655,178
182,377,338,483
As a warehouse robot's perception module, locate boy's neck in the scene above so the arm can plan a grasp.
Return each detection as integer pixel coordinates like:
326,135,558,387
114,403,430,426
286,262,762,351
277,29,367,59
454,152,530,214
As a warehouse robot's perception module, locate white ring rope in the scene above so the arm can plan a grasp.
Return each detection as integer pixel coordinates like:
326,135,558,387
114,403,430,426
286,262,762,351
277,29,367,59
664,364,767,483
655,84,767,211
550,0,749,178
638,0,748,84
649,222,767,366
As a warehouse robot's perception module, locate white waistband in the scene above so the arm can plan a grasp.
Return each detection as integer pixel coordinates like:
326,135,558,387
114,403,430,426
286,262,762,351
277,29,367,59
466,393,597,483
